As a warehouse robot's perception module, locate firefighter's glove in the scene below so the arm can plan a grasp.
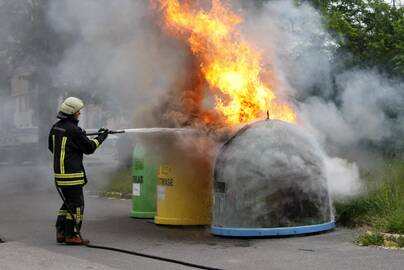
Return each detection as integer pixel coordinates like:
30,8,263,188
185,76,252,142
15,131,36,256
97,128,109,141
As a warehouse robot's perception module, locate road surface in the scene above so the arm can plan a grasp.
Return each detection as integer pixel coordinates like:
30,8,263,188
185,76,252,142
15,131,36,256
0,164,403,270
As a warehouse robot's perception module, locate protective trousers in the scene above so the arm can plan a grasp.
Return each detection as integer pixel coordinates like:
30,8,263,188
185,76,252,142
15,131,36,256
56,187,84,238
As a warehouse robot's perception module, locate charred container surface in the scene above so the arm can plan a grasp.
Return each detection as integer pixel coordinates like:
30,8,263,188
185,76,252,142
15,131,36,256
211,120,335,237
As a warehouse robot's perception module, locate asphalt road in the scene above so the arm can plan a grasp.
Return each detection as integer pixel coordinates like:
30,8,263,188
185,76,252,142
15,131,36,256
1,164,403,270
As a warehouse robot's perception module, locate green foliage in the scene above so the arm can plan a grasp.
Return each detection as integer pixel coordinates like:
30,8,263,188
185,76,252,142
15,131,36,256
357,231,384,246
385,208,404,234
259,0,404,76
357,230,404,248
310,0,404,77
335,159,404,234
397,235,404,247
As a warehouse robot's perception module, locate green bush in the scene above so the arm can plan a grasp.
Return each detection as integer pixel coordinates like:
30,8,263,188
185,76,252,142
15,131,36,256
335,159,404,234
357,231,384,246
396,236,404,248
385,208,404,234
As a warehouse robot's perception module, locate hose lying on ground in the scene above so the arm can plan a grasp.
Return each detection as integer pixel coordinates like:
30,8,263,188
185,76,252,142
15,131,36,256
85,244,224,270
56,186,224,270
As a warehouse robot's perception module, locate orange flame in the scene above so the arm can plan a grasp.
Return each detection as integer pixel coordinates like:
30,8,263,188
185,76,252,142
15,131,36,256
157,0,296,125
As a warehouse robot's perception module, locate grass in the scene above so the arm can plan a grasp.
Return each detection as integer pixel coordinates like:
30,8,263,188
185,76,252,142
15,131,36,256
99,166,132,199
335,159,404,247
397,235,404,247
356,231,404,248
356,231,384,246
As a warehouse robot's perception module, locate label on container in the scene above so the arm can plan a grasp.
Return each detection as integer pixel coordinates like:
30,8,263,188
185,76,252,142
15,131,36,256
158,165,174,187
159,165,172,177
157,185,166,200
132,183,141,196
133,175,144,183
158,178,174,186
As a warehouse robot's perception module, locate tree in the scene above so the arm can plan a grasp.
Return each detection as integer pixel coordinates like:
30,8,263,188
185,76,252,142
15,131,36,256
4,0,72,159
0,0,27,91
307,0,404,77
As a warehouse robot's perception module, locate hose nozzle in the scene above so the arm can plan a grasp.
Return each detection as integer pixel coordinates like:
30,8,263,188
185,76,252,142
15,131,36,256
85,129,126,136
109,129,125,134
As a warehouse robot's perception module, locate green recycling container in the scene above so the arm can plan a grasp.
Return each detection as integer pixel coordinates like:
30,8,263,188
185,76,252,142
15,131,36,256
131,142,158,218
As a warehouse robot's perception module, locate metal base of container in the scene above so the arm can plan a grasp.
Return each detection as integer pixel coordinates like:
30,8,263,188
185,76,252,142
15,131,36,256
130,210,156,219
211,221,336,237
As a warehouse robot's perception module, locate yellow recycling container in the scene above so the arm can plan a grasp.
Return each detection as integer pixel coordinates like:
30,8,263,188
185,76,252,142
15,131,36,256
154,133,213,225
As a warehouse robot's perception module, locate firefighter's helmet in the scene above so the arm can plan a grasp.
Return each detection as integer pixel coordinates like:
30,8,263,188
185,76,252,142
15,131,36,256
59,97,84,115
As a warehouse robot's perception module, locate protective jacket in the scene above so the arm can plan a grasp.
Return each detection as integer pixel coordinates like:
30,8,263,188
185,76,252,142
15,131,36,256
48,116,107,187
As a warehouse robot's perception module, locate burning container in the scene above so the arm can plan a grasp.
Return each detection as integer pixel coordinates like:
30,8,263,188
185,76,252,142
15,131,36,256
154,132,213,225
211,120,335,237
131,141,158,218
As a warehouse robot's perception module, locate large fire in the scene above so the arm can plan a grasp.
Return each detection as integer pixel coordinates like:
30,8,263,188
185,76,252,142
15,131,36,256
156,0,296,126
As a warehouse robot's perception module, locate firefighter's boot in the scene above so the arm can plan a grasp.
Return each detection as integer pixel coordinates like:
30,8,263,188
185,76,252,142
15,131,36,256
56,230,65,243
56,209,67,243
64,235,90,245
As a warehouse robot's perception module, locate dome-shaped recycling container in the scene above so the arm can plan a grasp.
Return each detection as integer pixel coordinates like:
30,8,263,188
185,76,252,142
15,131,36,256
211,120,335,237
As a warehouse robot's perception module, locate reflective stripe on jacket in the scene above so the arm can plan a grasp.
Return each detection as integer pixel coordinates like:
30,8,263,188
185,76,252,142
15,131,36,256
48,117,105,187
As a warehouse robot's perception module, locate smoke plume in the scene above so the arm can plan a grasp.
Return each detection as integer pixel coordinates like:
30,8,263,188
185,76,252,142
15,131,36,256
242,0,404,197
1,0,401,199
47,0,188,127
47,0,404,197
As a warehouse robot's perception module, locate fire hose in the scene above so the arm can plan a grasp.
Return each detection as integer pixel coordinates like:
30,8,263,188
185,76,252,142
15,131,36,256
55,163,223,270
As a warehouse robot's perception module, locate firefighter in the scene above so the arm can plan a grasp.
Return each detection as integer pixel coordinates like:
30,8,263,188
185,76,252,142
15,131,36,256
48,97,109,245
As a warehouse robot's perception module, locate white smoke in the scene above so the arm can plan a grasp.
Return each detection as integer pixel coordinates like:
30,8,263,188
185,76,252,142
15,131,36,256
45,0,404,198
242,0,404,197
47,0,188,124
242,0,337,100
324,157,361,198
